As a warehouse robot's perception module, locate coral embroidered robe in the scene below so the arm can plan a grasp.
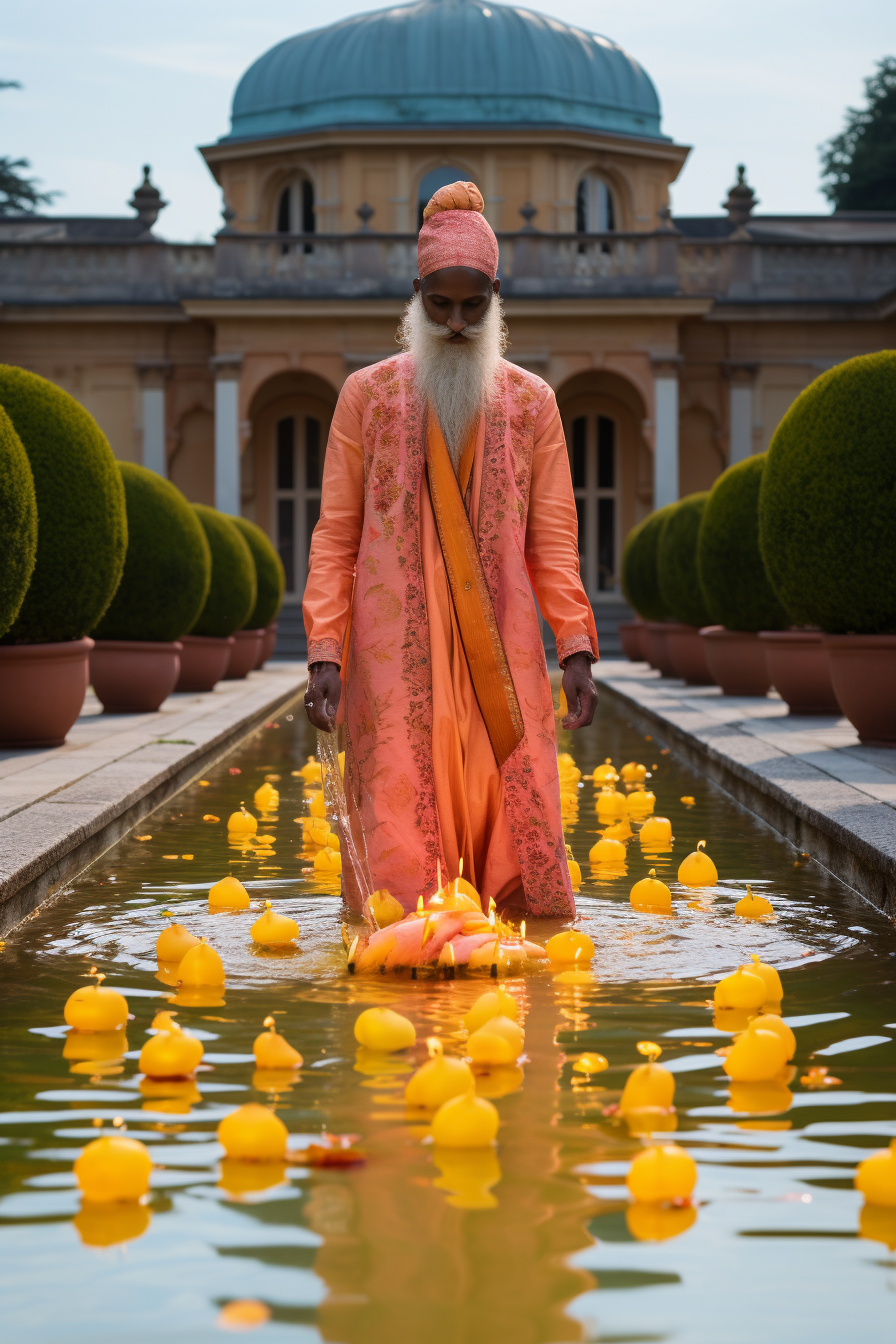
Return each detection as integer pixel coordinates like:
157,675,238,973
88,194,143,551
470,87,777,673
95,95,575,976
303,353,597,917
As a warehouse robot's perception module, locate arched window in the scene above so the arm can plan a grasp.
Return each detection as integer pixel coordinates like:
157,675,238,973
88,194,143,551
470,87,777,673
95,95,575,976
276,178,315,252
275,410,325,596
569,411,619,598
417,166,470,229
576,173,616,233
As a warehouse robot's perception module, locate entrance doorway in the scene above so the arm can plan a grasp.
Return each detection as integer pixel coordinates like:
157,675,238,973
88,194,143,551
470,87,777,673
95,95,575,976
568,410,619,600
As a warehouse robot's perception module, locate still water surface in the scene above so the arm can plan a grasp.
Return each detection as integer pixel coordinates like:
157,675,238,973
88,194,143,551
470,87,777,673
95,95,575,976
1,693,895,1343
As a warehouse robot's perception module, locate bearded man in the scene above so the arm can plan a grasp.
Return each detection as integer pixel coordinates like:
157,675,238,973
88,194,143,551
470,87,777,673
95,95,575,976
303,181,598,917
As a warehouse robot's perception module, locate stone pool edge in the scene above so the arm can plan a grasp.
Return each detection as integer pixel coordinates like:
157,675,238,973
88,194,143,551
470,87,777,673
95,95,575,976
595,664,896,919
0,669,308,937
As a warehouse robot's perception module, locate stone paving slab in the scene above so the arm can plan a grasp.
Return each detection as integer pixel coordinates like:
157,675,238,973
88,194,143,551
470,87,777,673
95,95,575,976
594,659,896,917
0,665,307,935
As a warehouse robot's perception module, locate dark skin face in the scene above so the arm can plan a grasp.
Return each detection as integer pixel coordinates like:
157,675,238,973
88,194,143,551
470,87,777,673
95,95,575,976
305,265,597,735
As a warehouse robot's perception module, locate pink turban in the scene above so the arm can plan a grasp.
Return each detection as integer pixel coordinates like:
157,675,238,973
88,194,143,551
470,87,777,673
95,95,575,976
417,181,499,281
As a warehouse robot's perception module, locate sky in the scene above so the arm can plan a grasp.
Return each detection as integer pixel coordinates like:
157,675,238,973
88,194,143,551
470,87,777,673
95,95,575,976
2,0,893,241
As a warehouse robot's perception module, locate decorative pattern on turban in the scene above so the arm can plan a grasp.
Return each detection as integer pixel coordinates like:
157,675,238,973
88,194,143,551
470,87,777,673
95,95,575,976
417,180,499,281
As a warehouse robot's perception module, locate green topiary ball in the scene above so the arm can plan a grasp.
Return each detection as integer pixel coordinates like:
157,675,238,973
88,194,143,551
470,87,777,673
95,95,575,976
697,455,789,632
92,465,212,642
621,504,676,622
759,351,896,634
189,506,256,638
657,492,712,629
0,366,127,644
0,405,38,639
230,516,286,630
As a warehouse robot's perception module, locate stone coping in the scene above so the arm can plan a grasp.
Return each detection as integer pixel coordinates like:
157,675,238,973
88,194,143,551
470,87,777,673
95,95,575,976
0,664,307,936
594,659,896,918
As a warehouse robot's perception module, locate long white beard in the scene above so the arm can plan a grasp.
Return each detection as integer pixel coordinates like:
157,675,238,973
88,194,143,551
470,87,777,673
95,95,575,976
399,291,507,467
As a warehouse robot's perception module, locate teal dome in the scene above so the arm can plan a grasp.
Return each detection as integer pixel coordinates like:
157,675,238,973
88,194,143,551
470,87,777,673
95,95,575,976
224,0,665,143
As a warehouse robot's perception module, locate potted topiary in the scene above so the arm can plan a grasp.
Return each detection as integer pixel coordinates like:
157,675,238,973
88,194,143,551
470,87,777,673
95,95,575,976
0,367,127,746
176,506,256,692
227,516,286,678
0,406,37,642
89,465,212,711
760,351,896,738
656,492,714,684
697,454,789,696
621,504,677,675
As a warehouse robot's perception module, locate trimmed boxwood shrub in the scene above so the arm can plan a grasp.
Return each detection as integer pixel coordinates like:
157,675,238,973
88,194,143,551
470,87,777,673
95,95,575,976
759,351,896,634
621,504,676,622
92,464,212,642
230,516,286,629
0,405,38,639
190,506,256,638
0,366,127,643
697,455,789,632
657,492,712,629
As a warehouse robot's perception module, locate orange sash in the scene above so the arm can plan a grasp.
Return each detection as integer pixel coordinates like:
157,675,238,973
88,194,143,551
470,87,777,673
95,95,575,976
425,409,524,767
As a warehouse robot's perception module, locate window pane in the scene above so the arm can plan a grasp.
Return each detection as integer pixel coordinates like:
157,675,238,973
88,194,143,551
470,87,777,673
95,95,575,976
305,498,321,564
575,179,587,234
305,417,321,489
277,499,295,592
276,417,294,489
575,496,585,560
597,416,615,489
277,188,291,234
571,417,586,488
301,179,315,234
598,497,615,591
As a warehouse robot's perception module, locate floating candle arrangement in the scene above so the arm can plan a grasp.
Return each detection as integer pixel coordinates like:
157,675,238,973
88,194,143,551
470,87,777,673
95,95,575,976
626,789,656,818
354,1007,416,1052
638,816,673,847
208,874,251,909
74,1134,153,1202
314,847,342,874
178,938,225,986
856,1141,896,1207
405,1037,474,1109
463,987,520,1033
619,1042,676,1115
545,930,595,967
713,964,766,1010
723,1026,789,1082
251,901,300,946
626,1143,697,1204
64,969,129,1033
431,1087,499,1148
139,1024,204,1079
630,870,673,912
369,889,405,927
620,761,647,784
595,788,628,819
217,1104,289,1161
227,803,257,835
747,953,783,1003
466,1015,525,1065
734,886,774,919
588,836,627,866
253,782,279,812
591,758,619,784
253,1016,303,1069
156,915,200,962
677,841,718,887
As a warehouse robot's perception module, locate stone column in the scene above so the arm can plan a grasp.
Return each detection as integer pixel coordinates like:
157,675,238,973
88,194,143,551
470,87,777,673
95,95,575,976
651,357,681,509
210,354,243,516
726,363,758,464
136,362,171,477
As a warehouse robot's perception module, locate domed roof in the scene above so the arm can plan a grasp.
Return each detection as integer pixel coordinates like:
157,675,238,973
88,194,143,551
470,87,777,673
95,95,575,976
224,0,665,143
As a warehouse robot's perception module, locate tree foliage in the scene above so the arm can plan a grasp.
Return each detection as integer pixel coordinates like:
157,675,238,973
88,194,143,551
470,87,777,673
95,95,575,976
820,57,896,210
0,81,60,216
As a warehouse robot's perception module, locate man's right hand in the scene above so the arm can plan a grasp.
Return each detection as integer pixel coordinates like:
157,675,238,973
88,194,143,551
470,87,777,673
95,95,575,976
304,662,342,732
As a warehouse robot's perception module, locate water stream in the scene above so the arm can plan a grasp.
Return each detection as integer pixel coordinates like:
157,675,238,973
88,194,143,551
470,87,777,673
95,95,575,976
1,691,895,1343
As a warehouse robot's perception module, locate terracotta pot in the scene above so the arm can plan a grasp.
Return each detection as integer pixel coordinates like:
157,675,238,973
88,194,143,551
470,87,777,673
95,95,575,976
89,640,183,713
665,624,715,685
758,631,840,715
175,635,235,693
618,621,645,662
824,634,896,744
642,622,676,677
0,637,93,747
255,621,278,670
699,626,771,696
224,628,266,680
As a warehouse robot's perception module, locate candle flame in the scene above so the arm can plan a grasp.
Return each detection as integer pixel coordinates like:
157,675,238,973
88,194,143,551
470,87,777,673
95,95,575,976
112,1115,125,1128
426,1036,443,1059
265,899,272,909
488,896,497,914
264,1015,276,1030
520,920,526,941
446,941,455,966
697,839,706,851
636,1040,662,1062
417,895,424,914
347,936,359,963
458,856,464,878
421,915,434,946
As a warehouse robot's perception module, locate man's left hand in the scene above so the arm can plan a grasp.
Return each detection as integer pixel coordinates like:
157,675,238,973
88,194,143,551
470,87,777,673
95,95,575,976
561,651,598,730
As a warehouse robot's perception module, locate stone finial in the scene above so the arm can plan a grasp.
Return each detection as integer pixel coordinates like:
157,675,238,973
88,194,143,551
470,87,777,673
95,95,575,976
220,200,237,233
723,164,758,229
356,202,375,231
128,165,167,231
519,201,538,232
